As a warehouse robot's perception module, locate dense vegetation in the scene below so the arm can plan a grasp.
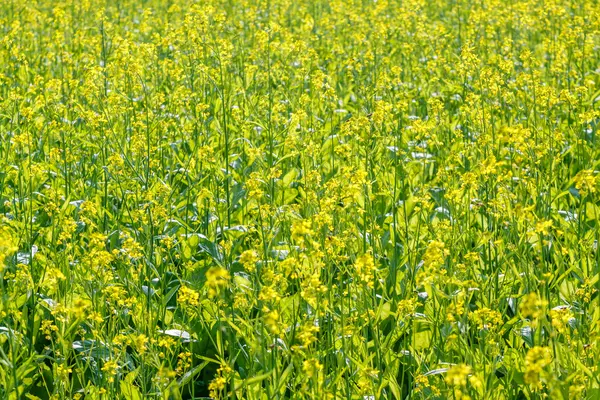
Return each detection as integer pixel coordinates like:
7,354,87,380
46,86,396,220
1,0,600,398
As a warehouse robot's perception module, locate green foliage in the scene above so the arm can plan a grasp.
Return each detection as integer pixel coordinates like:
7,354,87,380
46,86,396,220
1,0,600,399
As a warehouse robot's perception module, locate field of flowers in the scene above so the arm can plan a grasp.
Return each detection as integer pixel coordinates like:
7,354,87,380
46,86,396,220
1,0,600,398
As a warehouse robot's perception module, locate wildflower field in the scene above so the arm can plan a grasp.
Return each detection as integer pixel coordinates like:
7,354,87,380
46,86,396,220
1,0,600,398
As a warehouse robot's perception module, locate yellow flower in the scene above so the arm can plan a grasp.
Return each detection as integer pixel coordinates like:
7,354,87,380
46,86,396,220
239,249,258,273
419,240,449,285
0,227,18,267
302,358,323,379
71,298,90,319
291,220,313,246
445,364,472,387
178,285,200,307
573,169,597,196
470,307,503,331
122,236,144,259
549,307,574,337
56,364,72,383
264,309,281,335
414,374,441,396
205,266,230,298
355,254,376,288
176,351,193,374
259,285,281,303
397,298,417,318
134,334,148,354
524,346,552,389
209,363,233,399
296,322,320,348
534,219,553,235
520,293,547,321
101,360,119,383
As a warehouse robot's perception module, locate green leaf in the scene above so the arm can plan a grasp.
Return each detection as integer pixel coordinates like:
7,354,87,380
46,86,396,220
413,329,432,350
281,169,297,187
178,361,209,387
181,243,192,260
120,371,142,400
234,370,274,390
585,202,600,221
